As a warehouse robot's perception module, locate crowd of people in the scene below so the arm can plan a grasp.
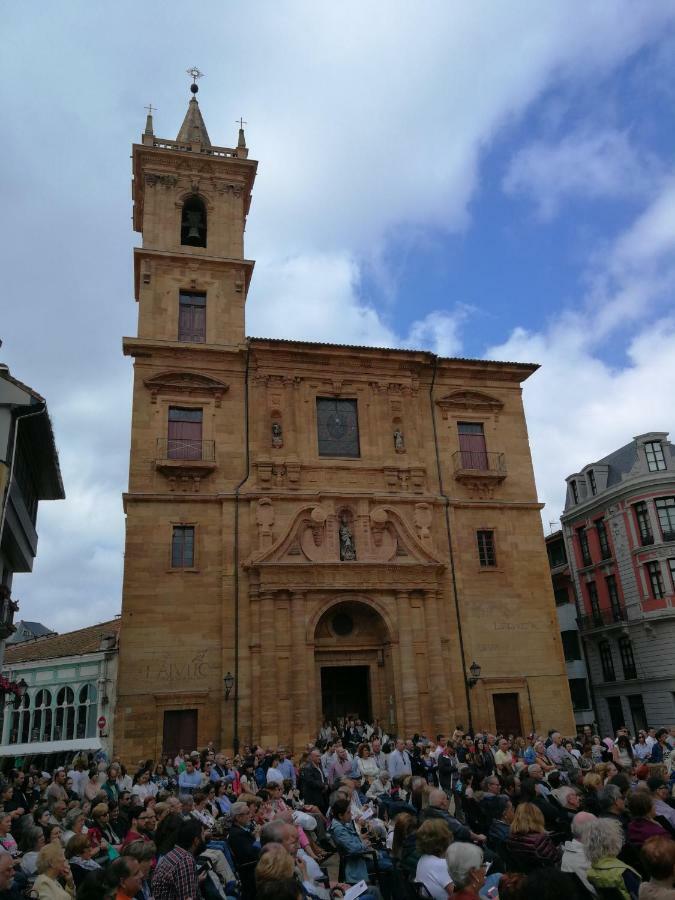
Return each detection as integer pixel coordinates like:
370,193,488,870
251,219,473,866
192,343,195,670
0,720,674,900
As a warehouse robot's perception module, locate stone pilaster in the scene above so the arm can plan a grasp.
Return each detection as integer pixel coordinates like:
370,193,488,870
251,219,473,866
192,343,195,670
259,590,277,745
396,590,419,735
291,591,310,747
425,589,452,733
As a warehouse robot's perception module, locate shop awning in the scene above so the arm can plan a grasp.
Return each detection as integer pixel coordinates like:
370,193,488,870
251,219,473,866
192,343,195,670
0,738,101,758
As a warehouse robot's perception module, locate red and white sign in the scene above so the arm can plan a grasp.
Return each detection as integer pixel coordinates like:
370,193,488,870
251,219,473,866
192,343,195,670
97,716,107,729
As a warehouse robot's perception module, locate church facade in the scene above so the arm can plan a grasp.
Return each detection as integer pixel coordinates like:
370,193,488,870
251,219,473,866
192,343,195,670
115,87,575,760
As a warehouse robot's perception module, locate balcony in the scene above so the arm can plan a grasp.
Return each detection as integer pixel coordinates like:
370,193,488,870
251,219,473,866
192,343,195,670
577,606,627,632
155,438,216,479
452,450,507,484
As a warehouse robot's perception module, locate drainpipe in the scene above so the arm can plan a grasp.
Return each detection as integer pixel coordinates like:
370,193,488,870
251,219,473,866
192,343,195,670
231,345,250,753
429,358,473,732
0,402,47,674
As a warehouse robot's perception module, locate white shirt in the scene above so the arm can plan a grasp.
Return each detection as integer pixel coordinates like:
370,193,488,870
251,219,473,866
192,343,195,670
415,855,453,899
266,767,284,786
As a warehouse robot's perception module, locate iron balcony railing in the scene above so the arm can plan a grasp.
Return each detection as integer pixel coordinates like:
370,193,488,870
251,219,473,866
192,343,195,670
577,606,627,631
452,450,507,476
156,438,216,462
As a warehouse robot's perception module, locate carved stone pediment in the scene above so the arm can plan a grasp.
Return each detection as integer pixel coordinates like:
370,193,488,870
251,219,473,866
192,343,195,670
144,371,229,406
247,502,443,568
436,390,503,418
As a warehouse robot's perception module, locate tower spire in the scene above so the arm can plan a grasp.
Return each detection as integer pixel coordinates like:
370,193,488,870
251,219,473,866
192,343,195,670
144,103,155,137
177,67,211,147
236,117,249,159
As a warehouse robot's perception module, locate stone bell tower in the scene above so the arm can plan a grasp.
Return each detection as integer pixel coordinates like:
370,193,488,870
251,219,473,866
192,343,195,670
116,75,258,761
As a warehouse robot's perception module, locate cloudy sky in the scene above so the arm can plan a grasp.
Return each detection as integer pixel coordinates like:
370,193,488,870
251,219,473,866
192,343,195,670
3,2,675,631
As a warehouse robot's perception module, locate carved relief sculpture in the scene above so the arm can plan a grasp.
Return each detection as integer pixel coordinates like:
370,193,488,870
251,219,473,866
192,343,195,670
339,518,357,561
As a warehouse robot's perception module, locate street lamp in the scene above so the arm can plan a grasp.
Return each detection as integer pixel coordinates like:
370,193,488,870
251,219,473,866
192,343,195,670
467,660,482,689
223,672,235,701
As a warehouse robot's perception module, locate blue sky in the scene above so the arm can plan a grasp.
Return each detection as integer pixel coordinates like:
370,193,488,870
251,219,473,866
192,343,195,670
3,2,675,628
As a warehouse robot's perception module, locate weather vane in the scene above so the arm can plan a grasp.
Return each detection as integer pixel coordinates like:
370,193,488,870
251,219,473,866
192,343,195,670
145,103,156,115
236,117,247,129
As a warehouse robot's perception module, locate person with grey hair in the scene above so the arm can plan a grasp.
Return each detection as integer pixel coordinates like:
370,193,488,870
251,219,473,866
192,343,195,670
597,784,628,835
446,842,485,898
560,812,597,896
584,818,641,899
365,769,390,801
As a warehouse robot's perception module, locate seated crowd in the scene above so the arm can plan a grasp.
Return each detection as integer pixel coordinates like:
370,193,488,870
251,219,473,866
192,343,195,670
0,720,673,899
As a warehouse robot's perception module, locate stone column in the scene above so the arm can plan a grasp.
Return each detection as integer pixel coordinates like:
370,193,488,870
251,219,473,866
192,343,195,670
291,591,310,748
396,590,419,735
259,590,277,745
425,590,452,733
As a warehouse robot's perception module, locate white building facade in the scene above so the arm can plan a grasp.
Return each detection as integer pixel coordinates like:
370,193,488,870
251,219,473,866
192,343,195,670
0,620,119,764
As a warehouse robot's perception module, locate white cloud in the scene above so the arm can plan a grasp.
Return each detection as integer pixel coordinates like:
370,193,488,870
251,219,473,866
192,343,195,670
503,128,659,220
488,316,675,525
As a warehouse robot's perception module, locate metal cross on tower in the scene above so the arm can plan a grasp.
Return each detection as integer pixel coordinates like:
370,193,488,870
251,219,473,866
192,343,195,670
186,67,204,84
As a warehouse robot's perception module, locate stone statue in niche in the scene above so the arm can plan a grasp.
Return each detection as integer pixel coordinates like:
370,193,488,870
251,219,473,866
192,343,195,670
394,429,405,452
271,422,283,448
339,517,357,561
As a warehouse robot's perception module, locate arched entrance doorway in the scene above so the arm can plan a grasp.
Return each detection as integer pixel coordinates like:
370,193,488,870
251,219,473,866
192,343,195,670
314,600,396,731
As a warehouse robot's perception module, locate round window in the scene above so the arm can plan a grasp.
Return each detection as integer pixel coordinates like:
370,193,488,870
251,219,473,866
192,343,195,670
332,612,354,636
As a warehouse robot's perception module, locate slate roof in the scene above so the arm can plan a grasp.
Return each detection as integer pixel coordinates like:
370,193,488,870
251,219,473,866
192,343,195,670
4,619,120,664
595,439,639,487
6,621,55,645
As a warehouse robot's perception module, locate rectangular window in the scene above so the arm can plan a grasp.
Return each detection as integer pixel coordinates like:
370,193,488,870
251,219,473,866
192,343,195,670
178,291,206,342
606,575,622,620
477,530,496,567
570,480,579,504
587,581,601,625
628,695,647,734
547,539,567,568
554,586,569,606
619,637,637,680
599,641,616,682
634,502,654,546
316,398,360,458
577,527,592,566
645,441,667,472
569,678,590,711
595,519,611,559
171,526,195,568
606,696,624,733
655,497,675,542
167,407,203,460
647,560,665,599
457,422,488,470
669,558,675,590
588,470,597,495
561,630,582,662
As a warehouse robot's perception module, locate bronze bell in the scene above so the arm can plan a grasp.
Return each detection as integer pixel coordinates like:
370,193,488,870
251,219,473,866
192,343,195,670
186,211,202,239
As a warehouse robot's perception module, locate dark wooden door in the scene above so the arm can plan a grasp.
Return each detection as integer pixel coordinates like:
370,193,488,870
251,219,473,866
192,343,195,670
458,422,488,470
493,693,522,736
167,408,203,459
321,666,371,722
162,709,198,758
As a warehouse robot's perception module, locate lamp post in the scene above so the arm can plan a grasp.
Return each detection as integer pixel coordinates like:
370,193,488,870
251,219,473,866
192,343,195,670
467,660,482,689
223,672,235,701
465,660,481,734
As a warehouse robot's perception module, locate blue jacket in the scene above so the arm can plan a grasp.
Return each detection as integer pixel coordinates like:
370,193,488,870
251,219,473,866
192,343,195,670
329,819,370,883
